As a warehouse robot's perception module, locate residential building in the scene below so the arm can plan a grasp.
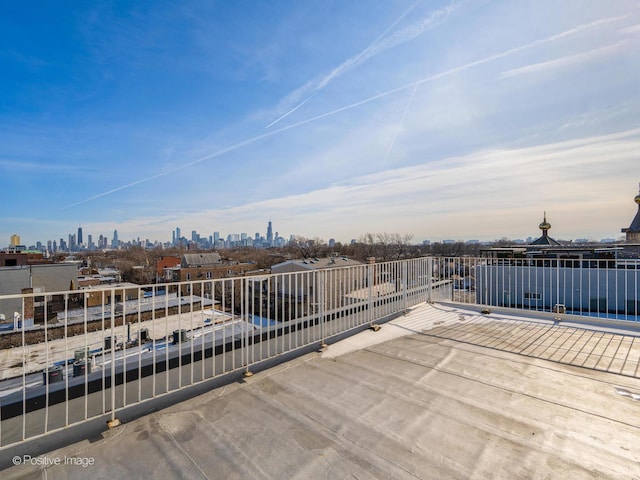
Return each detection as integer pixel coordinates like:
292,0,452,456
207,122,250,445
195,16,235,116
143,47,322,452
270,256,364,316
162,252,251,297
530,212,562,246
0,262,79,324
475,191,640,317
621,183,640,243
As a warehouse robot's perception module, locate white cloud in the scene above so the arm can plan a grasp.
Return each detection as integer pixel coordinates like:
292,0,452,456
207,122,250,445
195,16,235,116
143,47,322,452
500,40,630,78
0,159,88,173
91,128,639,243
620,23,640,34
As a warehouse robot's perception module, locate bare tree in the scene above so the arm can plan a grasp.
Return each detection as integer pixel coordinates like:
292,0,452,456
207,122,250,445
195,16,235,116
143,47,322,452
286,236,327,258
349,233,416,262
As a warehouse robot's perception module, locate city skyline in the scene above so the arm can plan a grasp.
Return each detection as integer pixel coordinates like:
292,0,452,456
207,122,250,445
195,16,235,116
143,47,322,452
1,1,639,246
3,213,633,252
5,220,291,252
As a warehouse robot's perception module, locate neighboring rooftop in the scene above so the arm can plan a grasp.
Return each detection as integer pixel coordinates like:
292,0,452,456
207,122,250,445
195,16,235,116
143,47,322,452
3,303,640,479
272,256,362,272
622,183,640,242
181,253,222,268
530,212,562,246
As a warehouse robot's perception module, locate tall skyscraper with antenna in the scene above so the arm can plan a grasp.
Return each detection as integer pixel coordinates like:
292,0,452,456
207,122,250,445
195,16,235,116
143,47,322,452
267,221,273,246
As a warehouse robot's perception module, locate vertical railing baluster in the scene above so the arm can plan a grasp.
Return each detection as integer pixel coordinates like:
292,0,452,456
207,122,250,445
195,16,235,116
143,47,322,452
164,286,169,393
101,291,106,414
64,294,69,428
151,287,157,398
244,277,250,374
137,288,142,404
109,287,116,424
84,291,89,421
122,288,127,407
319,270,326,348
368,260,373,327
44,292,50,434
20,296,26,442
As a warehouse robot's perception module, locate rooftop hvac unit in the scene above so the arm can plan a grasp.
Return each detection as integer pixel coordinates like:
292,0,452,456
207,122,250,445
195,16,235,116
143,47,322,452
74,348,90,361
139,328,149,342
172,329,187,344
73,359,92,377
43,365,64,385
104,335,117,351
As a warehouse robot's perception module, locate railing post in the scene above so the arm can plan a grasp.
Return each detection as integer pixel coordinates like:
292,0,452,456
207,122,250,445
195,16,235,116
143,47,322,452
556,258,560,313
107,287,119,428
426,257,433,303
366,257,381,331
319,270,326,350
402,261,408,313
367,257,375,326
243,277,253,377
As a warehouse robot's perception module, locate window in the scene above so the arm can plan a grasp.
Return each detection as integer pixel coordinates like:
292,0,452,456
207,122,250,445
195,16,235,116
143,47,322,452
206,271,212,279
186,273,191,281
524,292,541,300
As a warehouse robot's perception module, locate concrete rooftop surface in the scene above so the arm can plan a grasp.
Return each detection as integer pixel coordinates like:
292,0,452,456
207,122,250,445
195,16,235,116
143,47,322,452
2,303,640,479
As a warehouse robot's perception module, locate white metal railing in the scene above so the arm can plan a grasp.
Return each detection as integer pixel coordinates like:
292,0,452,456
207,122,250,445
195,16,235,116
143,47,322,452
433,256,640,320
2,255,638,451
0,258,438,450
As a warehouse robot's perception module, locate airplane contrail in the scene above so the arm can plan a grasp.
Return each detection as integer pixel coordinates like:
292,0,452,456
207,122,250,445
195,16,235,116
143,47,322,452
272,12,630,130
383,82,418,166
264,92,318,129
64,13,628,210
265,0,456,129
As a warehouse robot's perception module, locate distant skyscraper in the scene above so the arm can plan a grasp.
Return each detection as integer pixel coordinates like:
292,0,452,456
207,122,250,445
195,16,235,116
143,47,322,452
112,230,119,249
213,232,220,244
10,234,20,246
267,221,273,246
176,227,181,241
77,226,83,246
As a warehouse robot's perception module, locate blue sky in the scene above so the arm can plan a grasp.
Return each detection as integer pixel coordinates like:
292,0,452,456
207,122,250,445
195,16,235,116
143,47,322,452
1,0,639,247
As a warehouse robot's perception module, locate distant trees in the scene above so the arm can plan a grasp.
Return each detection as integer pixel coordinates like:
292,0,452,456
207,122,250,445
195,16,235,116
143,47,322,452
427,241,485,257
223,248,285,271
346,233,415,262
285,236,330,259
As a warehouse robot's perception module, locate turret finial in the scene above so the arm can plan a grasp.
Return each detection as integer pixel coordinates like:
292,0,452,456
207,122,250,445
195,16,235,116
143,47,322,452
539,212,551,232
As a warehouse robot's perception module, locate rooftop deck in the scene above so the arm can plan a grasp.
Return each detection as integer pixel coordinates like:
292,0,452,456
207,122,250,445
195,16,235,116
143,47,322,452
3,302,639,479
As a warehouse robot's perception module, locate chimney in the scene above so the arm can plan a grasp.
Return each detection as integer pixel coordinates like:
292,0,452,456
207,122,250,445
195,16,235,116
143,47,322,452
22,287,34,321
